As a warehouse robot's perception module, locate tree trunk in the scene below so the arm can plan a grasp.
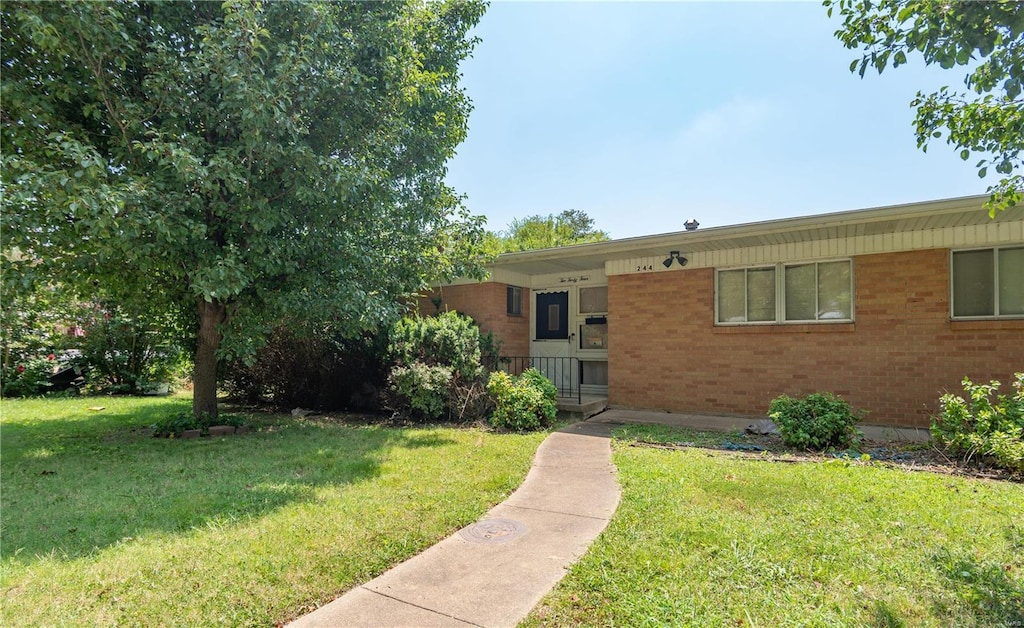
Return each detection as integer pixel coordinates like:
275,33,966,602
193,299,226,418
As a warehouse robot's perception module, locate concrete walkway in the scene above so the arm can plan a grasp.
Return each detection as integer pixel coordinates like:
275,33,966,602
289,422,620,628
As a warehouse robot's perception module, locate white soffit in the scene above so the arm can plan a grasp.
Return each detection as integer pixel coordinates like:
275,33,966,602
488,195,1024,276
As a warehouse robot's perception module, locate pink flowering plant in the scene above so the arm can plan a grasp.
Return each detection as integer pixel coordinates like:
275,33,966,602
1,353,59,397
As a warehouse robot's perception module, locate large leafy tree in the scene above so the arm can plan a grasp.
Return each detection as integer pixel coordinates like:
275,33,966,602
825,0,1024,213
1,0,487,417
487,209,610,253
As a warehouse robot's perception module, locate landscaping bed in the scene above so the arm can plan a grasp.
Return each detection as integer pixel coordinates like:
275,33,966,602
613,423,1024,483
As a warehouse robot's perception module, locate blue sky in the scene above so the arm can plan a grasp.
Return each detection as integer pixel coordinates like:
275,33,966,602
445,1,989,238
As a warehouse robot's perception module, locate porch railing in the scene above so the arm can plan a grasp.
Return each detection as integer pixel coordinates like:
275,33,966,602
482,355,581,404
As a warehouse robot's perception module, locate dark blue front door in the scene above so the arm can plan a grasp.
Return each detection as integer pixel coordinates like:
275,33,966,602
535,291,569,340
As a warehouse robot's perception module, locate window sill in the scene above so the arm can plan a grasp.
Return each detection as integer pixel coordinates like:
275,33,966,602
713,322,856,334
950,318,1024,331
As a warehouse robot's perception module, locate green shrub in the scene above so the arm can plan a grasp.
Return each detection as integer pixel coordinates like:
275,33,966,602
1,283,84,377
389,312,482,381
222,326,389,411
931,374,1024,472
2,354,60,397
768,392,861,450
151,411,245,438
151,411,205,438
0,287,188,396
78,303,189,395
487,368,558,432
389,363,453,421
478,330,504,371
521,367,558,400
387,312,490,422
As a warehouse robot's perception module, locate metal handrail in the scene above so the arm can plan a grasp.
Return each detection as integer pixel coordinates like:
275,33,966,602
482,355,581,404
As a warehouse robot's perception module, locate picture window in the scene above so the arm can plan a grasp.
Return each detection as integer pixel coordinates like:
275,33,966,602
716,260,853,324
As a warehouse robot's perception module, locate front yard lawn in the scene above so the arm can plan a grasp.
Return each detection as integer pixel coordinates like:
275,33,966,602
0,396,547,626
527,425,1024,627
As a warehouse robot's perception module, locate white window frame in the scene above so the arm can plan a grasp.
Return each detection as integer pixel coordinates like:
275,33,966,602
715,259,855,326
950,246,1024,320
578,285,609,315
782,260,854,323
714,265,777,325
576,285,609,355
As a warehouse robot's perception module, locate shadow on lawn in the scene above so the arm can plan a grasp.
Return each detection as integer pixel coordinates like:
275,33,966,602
931,542,1024,625
1,399,456,563
870,600,906,628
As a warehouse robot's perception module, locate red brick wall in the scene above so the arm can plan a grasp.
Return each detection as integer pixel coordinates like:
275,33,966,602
417,283,530,358
608,249,1023,427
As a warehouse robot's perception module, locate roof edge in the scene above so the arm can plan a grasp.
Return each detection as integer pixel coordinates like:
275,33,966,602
493,194,991,264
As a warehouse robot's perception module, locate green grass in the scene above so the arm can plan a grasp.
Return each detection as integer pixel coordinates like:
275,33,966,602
612,423,747,448
526,440,1024,627
0,396,547,626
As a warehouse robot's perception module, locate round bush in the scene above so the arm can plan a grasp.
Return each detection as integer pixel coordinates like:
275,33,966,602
389,363,453,421
768,392,861,450
487,368,557,432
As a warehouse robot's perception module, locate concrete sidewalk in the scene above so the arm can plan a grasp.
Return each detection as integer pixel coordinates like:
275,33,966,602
289,422,620,628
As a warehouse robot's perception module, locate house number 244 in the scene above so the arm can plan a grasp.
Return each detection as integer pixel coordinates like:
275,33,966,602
636,264,655,272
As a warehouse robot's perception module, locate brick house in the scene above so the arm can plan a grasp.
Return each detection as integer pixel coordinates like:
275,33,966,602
420,195,1023,427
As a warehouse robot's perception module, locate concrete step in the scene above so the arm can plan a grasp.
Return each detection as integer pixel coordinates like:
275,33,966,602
557,396,607,420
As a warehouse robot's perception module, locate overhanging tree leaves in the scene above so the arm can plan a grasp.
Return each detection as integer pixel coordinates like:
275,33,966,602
825,0,1024,214
1,0,488,417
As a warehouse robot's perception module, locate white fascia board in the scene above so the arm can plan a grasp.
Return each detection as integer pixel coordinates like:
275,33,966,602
436,195,1007,285
492,195,991,268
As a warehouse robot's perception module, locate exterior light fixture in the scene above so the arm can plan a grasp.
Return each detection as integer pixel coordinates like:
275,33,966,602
663,251,688,268
684,218,700,231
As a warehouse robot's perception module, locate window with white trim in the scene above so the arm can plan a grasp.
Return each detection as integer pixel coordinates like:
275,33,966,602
951,246,1024,318
717,266,776,323
784,261,853,321
716,260,853,324
578,286,609,350
579,286,608,314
